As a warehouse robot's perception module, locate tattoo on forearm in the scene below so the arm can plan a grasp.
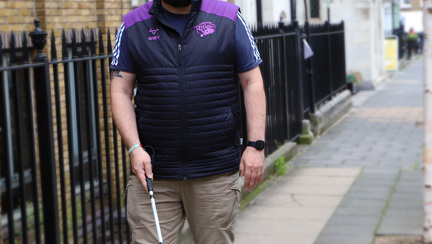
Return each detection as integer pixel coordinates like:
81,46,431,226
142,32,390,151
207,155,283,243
111,70,123,79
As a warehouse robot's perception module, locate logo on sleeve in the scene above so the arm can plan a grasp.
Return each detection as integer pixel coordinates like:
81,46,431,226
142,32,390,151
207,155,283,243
194,22,216,37
148,27,160,41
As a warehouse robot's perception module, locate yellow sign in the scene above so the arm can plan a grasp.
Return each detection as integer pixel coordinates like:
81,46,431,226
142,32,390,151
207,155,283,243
385,37,398,71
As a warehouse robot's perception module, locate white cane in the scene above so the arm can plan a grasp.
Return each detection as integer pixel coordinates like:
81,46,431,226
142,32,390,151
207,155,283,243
146,177,163,244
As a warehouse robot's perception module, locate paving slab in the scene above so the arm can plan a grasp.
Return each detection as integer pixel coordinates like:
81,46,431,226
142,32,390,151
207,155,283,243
314,233,375,244
320,224,377,235
327,215,382,226
333,206,384,216
376,169,423,236
234,167,361,244
252,194,346,208
235,232,317,244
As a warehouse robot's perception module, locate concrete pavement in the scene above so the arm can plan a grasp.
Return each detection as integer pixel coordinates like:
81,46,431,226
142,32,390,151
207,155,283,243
234,58,424,244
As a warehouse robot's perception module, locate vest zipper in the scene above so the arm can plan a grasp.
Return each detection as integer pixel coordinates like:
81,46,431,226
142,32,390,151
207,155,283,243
177,44,182,65
178,41,187,180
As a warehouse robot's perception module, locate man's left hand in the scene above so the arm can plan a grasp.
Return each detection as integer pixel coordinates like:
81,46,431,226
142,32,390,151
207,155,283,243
240,147,265,192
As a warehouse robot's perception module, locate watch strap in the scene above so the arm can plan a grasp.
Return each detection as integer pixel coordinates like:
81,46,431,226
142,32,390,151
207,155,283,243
247,140,265,150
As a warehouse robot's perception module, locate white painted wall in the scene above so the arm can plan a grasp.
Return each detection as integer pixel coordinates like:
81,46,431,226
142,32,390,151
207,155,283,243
400,11,424,32
375,0,387,82
328,0,389,85
229,0,291,25
229,0,257,24
262,0,291,23
384,2,394,33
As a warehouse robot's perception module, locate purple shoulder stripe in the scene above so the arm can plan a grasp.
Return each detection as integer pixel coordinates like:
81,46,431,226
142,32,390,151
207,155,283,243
200,0,239,22
124,1,153,29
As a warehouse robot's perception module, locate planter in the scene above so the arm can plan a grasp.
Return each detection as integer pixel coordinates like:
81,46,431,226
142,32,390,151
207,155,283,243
347,82,360,95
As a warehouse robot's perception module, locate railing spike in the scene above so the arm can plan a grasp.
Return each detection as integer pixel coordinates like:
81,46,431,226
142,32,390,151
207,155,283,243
22,31,30,64
61,29,67,60
90,29,96,56
72,29,78,58
99,30,104,55
0,34,3,64
81,28,87,57
51,30,57,60
107,28,112,55
10,31,16,65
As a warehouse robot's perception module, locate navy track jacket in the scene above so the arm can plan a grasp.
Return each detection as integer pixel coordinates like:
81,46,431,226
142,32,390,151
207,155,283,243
112,0,258,180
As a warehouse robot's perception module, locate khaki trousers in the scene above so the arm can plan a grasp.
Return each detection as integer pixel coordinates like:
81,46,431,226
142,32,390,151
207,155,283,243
126,171,241,244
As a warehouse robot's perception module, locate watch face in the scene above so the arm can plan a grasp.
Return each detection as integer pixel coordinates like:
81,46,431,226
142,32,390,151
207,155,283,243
256,140,265,150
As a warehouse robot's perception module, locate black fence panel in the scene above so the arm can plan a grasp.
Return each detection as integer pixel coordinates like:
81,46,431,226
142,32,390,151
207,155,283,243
308,21,347,108
252,23,304,155
0,21,130,243
310,23,332,106
251,20,346,155
330,22,347,96
254,25,290,154
0,30,44,244
283,23,304,142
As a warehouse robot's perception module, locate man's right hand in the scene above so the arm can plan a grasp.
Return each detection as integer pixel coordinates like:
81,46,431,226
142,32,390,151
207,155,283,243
130,147,153,192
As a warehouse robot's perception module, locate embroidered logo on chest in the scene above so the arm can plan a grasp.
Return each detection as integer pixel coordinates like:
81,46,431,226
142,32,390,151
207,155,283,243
148,27,160,41
194,22,216,37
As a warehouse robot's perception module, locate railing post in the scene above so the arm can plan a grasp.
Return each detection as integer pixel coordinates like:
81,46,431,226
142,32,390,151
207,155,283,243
326,21,334,96
280,22,291,141
341,21,347,90
294,20,305,120
29,19,60,244
303,21,316,114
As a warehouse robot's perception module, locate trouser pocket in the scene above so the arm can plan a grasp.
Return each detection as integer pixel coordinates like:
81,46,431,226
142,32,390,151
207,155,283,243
217,172,241,228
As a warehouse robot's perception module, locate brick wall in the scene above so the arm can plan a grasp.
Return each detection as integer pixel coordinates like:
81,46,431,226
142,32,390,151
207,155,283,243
0,0,132,63
0,1,36,33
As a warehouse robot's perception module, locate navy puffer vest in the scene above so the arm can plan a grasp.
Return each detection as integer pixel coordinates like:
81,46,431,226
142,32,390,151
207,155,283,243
124,0,242,179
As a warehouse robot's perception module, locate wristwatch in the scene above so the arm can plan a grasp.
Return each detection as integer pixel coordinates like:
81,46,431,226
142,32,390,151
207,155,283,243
247,140,265,150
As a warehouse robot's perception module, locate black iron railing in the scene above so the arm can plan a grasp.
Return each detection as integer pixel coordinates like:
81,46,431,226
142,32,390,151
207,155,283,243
1,20,129,244
251,20,347,153
252,22,304,154
309,21,347,106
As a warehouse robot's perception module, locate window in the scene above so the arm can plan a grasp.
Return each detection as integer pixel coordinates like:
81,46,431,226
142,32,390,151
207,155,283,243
0,50,36,232
66,46,99,190
310,0,320,18
131,0,150,9
400,0,411,9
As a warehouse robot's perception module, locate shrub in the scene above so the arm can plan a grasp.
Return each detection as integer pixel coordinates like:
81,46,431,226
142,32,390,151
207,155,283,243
346,71,363,84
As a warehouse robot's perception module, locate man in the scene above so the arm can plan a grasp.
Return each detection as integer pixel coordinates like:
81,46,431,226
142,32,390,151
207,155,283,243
406,28,419,59
110,0,266,243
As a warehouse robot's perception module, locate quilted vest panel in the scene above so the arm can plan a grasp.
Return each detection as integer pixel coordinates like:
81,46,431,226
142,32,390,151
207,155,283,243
124,0,242,179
